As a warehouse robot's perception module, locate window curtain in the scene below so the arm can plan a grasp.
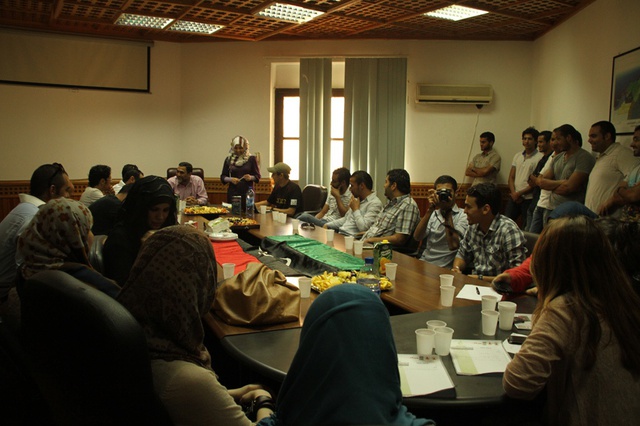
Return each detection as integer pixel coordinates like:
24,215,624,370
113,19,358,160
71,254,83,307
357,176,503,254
344,58,407,197
299,58,332,189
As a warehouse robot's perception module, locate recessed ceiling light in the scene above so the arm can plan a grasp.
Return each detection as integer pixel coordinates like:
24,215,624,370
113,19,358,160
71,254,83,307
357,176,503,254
425,5,488,22
116,13,174,29
169,20,223,34
257,3,324,24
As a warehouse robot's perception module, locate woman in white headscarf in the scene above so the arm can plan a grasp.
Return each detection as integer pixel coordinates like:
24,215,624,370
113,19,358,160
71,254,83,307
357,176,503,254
220,135,261,208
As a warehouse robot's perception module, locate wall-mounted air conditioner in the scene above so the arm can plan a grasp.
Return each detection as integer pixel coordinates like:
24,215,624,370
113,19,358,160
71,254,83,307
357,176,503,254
416,84,493,105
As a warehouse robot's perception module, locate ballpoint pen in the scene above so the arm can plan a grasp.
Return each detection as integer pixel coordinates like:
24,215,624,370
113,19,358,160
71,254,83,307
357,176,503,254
476,286,480,295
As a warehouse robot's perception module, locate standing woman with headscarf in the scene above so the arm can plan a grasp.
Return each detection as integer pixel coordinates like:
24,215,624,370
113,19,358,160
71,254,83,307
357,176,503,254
220,136,261,209
118,226,274,425
103,176,177,286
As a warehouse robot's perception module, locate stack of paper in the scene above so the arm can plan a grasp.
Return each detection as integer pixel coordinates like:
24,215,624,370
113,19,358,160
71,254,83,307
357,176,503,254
449,339,512,375
456,284,502,301
398,354,455,397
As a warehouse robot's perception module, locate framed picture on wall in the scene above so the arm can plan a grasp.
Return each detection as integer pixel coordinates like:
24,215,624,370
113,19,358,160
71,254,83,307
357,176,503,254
610,46,640,135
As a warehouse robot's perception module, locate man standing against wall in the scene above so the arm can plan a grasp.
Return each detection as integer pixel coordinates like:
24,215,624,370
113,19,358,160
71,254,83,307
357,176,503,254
505,127,542,229
465,132,501,186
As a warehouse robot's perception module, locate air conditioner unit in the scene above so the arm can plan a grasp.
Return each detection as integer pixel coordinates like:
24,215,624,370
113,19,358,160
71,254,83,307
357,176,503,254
416,84,493,105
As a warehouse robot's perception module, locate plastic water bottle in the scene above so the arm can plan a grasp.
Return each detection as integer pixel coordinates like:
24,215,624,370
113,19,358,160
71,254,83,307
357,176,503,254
246,188,255,218
357,257,380,295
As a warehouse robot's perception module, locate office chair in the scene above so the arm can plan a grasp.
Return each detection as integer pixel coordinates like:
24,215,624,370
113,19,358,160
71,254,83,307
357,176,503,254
21,270,173,426
89,234,108,275
167,167,205,181
300,184,328,215
522,231,539,255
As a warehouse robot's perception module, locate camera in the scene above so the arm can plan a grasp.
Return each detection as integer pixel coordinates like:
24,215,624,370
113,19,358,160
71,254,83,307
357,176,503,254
436,188,452,203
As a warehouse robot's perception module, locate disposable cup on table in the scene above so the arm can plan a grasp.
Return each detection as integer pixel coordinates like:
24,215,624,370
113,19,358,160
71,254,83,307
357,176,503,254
440,285,455,307
298,277,311,298
434,327,455,356
178,199,186,213
481,295,499,311
325,229,335,243
222,263,236,280
427,320,446,330
291,219,300,234
344,236,354,250
498,301,518,330
353,240,364,255
481,310,500,335
415,328,435,357
385,263,398,280
259,205,267,215
439,274,454,286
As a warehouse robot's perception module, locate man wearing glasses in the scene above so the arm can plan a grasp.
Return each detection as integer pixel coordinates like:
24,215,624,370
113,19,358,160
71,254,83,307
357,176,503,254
0,163,73,305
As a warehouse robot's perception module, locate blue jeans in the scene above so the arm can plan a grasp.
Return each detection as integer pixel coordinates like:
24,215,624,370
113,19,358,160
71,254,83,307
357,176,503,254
296,212,328,227
528,206,550,234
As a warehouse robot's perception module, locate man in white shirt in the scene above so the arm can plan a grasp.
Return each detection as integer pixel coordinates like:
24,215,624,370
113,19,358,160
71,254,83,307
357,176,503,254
298,167,351,227
324,171,382,236
79,164,112,206
505,127,542,229
112,164,143,194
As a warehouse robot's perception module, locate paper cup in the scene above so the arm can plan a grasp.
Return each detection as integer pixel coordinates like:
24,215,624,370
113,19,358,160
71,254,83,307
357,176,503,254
298,277,311,298
415,328,435,356
291,219,300,234
481,310,500,335
498,301,518,330
427,320,447,330
260,205,267,215
439,274,454,286
385,263,398,280
434,327,455,356
440,285,455,307
178,199,186,213
222,263,235,280
481,295,499,311
325,229,334,242
353,240,364,255
344,236,354,250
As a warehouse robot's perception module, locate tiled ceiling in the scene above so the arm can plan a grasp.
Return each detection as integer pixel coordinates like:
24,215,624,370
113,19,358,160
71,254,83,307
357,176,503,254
0,0,594,43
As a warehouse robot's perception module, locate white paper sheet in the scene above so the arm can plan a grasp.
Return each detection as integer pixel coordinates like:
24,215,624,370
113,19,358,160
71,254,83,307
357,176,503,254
456,284,502,301
398,354,455,397
449,339,512,375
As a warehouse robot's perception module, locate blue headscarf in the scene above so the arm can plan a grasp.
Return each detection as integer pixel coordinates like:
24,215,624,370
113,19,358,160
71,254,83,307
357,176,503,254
259,284,433,426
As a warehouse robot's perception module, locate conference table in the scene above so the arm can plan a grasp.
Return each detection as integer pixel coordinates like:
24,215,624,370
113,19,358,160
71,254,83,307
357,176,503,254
193,210,537,413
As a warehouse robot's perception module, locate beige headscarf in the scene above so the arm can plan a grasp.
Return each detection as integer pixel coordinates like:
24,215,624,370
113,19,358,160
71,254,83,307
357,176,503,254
18,198,93,279
228,135,250,167
117,225,217,369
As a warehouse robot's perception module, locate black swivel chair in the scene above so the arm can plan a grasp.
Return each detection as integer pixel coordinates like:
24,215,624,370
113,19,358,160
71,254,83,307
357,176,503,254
299,184,328,216
89,234,108,275
522,231,539,255
20,270,173,426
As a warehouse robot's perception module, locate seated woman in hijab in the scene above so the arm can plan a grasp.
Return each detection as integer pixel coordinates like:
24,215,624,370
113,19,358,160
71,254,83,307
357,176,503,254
103,175,176,286
220,135,261,208
503,216,640,425
258,284,433,426
118,226,274,425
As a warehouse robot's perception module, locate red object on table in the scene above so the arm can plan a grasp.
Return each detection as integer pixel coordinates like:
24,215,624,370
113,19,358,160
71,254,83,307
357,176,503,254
210,240,260,275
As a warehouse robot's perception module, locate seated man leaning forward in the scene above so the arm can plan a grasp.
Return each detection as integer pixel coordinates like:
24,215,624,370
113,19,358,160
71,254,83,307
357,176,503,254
168,162,208,206
324,170,383,236
453,183,527,280
414,175,469,268
297,167,351,227
255,162,303,217
361,169,420,246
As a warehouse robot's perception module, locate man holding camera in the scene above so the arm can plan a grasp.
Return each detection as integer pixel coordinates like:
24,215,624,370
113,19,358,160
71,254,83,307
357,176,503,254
413,175,469,268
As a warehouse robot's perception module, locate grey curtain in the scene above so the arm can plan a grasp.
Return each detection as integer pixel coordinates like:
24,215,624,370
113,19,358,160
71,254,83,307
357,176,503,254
299,58,332,189
344,58,407,197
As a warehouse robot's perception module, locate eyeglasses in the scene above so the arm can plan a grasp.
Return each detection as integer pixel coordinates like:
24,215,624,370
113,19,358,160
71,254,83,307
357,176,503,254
47,162,66,188
300,222,316,230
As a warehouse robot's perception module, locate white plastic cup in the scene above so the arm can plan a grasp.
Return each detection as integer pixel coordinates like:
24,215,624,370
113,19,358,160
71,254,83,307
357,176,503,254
439,274,454,286
353,240,364,255
434,327,455,356
222,263,235,280
498,301,518,330
481,295,499,311
427,320,447,330
385,263,398,280
481,310,500,335
415,328,435,356
325,229,334,242
298,277,311,298
178,199,186,213
440,285,455,307
344,236,354,250
260,205,267,215
291,219,300,234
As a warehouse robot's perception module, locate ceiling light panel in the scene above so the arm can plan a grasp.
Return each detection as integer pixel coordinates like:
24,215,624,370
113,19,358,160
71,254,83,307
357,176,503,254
169,20,223,34
257,3,324,24
116,13,174,29
425,5,488,22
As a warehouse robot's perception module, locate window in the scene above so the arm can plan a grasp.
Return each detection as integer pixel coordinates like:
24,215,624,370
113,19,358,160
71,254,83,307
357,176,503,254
275,89,344,181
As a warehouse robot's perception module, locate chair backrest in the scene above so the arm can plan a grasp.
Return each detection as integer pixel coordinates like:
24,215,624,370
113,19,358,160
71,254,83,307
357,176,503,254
522,231,539,255
89,234,108,275
301,184,328,214
167,167,205,181
21,270,173,426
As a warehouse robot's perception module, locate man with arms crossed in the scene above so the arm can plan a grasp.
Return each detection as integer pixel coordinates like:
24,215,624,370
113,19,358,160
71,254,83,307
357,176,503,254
414,175,468,268
361,169,420,246
465,131,501,186
324,170,382,236
297,167,351,226
453,183,526,280
505,127,542,229
525,130,553,232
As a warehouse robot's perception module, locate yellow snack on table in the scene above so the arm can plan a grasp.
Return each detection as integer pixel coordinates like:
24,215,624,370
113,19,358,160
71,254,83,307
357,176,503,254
310,271,393,293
